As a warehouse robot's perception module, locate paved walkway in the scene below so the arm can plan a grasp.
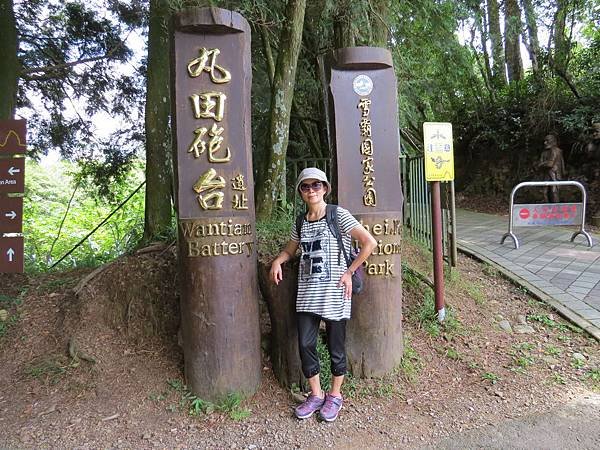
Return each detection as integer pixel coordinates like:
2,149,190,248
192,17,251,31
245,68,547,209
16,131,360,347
456,209,600,340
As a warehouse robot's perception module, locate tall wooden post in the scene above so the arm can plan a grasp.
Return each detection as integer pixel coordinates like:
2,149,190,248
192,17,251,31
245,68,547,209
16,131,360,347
324,47,404,377
171,7,261,400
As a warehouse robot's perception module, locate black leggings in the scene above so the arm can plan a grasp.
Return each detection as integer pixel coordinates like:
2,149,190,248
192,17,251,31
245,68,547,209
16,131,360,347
297,313,347,378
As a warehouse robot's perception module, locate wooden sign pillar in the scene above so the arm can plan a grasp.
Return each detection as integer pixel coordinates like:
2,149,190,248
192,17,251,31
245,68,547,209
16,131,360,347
325,47,404,377
171,8,261,400
0,119,26,274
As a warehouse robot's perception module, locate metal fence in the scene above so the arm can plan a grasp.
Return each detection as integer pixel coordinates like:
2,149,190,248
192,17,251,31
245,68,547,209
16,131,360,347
402,155,457,266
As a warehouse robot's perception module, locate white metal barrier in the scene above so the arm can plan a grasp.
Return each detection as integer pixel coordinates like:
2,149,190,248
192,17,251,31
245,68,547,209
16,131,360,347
500,181,593,249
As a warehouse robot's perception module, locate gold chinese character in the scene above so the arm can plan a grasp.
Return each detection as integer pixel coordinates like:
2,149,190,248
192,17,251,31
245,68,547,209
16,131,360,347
232,193,249,210
363,188,377,207
231,174,247,191
187,123,231,163
362,156,375,175
360,138,373,156
358,98,371,117
193,168,226,210
362,174,375,187
359,118,371,137
187,48,232,83
190,92,226,121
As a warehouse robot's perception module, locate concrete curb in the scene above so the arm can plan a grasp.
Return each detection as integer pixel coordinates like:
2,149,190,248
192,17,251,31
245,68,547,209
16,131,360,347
458,241,600,342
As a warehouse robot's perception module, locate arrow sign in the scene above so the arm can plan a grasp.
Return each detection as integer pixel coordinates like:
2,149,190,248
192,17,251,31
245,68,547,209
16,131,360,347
0,196,23,233
0,158,25,193
0,237,23,273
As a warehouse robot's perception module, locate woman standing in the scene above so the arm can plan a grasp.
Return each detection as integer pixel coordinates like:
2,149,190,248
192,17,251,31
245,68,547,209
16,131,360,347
270,168,376,422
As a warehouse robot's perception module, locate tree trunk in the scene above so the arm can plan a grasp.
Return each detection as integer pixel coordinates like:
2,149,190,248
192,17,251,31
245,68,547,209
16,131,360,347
504,0,523,82
369,0,390,48
143,0,173,242
521,0,540,76
255,0,307,220
486,0,506,87
552,0,570,75
333,0,356,48
0,0,19,119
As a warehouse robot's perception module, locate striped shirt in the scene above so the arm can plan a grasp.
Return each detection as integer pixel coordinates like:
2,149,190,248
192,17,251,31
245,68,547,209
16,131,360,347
291,206,360,320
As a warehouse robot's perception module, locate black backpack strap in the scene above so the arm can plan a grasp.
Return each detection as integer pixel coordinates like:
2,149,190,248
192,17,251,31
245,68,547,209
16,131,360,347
295,212,305,242
326,204,351,268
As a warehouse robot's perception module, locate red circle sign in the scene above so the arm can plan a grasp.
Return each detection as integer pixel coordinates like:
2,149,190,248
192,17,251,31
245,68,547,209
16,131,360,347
519,208,530,219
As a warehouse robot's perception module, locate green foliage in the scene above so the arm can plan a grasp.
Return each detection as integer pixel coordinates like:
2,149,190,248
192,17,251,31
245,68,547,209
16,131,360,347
24,159,145,272
481,371,500,384
413,287,462,338
165,379,251,420
528,314,582,334
256,205,295,258
400,336,421,382
316,334,332,393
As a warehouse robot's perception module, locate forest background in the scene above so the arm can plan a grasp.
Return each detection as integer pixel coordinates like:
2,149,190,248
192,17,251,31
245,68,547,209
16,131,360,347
0,0,599,272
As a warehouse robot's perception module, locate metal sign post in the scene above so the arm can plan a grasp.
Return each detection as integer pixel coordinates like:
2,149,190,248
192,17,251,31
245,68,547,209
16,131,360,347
423,122,455,322
501,180,593,249
0,119,26,274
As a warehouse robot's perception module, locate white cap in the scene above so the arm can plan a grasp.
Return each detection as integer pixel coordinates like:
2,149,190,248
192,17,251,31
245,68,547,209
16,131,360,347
295,167,330,197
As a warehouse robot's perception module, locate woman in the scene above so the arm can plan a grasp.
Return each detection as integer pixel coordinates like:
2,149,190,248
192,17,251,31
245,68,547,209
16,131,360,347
270,167,376,422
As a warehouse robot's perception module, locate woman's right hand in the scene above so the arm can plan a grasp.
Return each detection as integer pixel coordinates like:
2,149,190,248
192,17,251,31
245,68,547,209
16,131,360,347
270,261,283,285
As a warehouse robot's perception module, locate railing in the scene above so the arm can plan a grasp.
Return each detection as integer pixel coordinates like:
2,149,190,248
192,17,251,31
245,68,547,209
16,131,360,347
500,180,594,249
402,155,456,266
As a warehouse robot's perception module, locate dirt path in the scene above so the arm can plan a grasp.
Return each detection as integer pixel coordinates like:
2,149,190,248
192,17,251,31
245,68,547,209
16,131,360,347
0,244,599,449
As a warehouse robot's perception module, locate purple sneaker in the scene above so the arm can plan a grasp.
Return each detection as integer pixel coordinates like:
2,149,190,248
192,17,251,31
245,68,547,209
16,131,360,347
319,394,343,422
294,394,325,419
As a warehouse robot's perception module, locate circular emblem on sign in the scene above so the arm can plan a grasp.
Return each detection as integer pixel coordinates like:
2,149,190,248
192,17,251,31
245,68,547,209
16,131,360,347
519,208,530,220
353,74,373,96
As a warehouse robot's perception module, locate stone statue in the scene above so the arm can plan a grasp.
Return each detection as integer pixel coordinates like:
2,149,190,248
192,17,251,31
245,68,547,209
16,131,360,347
537,134,566,203
586,123,600,158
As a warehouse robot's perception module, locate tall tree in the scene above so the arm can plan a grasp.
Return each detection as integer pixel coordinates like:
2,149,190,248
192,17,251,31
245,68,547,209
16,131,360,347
504,0,524,82
255,0,307,220
486,0,507,87
521,0,540,76
368,0,390,47
142,0,173,242
0,0,18,119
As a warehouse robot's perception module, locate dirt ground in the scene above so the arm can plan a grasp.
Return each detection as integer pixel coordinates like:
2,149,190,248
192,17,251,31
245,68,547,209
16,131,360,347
0,227,599,449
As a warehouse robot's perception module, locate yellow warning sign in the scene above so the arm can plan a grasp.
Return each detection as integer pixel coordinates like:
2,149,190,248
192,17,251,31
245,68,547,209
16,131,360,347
423,122,454,181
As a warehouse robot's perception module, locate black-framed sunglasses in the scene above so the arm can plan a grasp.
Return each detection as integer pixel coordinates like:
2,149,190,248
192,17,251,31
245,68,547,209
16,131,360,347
299,181,324,193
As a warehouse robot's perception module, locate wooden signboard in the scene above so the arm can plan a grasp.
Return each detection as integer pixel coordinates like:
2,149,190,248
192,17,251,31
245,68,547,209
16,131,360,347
0,120,25,274
324,47,404,377
0,236,23,273
171,7,260,401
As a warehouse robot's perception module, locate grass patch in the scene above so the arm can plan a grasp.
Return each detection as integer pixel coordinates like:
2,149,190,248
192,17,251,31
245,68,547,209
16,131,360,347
256,206,295,258
24,356,79,383
481,372,500,384
413,288,462,338
528,314,582,334
400,336,421,382
165,379,251,421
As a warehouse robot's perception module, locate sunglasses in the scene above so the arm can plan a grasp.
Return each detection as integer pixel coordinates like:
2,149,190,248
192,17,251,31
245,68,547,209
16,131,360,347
299,181,324,193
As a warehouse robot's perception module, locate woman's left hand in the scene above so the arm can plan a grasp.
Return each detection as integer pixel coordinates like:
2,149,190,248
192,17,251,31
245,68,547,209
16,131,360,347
338,270,352,300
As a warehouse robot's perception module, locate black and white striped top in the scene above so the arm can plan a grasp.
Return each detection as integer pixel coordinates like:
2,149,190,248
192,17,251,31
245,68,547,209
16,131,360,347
291,206,360,321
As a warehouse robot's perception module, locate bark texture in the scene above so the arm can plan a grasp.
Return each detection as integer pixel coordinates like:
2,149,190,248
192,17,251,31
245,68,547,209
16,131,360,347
0,0,19,119
257,259,305,389
255,0,307,220
504,0,524,82
143,0,173,242
522,0,540,75
486,0,506,87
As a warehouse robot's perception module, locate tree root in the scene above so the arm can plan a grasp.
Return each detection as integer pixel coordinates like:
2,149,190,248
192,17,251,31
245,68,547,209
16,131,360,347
68,338,97,364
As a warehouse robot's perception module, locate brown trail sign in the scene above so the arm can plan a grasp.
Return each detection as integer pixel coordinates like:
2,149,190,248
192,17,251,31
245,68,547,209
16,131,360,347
171,7,261,401
0,119,26,274
324,47,404,377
